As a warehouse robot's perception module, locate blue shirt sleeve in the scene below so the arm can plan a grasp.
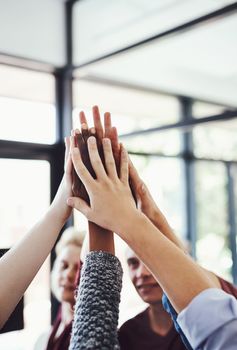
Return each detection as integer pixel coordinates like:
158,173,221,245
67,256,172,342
177,288,237,350
162,294,193,350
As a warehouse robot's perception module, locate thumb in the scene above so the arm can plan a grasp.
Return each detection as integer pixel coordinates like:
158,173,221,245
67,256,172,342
67,197,91,219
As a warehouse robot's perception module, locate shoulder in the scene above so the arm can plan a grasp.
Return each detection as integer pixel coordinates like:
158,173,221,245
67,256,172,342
119,308,148,333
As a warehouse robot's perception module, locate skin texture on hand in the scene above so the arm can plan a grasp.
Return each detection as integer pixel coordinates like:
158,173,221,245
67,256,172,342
72,106,116,200
68,136,137,234
72,106,137,205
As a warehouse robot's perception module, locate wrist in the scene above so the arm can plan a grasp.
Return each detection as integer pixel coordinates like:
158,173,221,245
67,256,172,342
116,209,147,242
88,222,115,254
47,204,68,228
151,210,171,231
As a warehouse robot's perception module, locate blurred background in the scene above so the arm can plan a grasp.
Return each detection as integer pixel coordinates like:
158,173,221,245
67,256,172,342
0,0,237,348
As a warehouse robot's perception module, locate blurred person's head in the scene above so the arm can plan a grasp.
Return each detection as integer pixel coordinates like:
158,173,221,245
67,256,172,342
126,246,163,305
51,227,85,306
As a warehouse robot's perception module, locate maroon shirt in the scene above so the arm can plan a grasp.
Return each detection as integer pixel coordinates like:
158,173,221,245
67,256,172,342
46,307,72,350
118,307,186,350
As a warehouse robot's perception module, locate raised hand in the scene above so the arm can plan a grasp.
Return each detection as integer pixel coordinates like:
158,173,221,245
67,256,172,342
72,106,117,200
68,137,137,235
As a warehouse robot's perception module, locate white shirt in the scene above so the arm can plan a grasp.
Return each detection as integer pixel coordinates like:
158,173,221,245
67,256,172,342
177,288,237,350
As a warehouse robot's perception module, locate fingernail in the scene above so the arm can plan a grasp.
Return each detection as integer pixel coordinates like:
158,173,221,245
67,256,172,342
67,198,73,206
103,138,110,145
89,136,96,144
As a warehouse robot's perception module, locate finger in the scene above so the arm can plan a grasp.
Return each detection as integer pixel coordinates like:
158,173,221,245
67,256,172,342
104,112,112,138
64,136,70,164
81,123,90,143
102,138,117,180
72,129,85,148
110,127,120,154
128,157,143,204
67,196,92,219
70,136,94,188
76,131,86,150
128,157,141,184
89,127,96,137
79,111,88,127
119,144,129,184
87,136,107,179
79,111,90,142
64,137,72,174
65,137,73,176
93,105,104,140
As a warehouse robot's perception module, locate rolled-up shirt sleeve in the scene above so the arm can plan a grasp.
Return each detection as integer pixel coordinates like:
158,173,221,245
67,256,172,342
177,288,237,350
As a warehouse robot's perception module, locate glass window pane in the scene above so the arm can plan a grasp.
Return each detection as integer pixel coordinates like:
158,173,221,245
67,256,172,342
193,120,237,161
122,130,181,155
130,155,186,237
192,101,230,119
0,97,56,144
0,65,56,144
0,65,55,104
0,159,51,343
195,161,232,281
73,80,179,135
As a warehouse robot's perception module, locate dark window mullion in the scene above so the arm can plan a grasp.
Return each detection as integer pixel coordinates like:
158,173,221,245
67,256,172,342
181,97,197,258
226,162,237,284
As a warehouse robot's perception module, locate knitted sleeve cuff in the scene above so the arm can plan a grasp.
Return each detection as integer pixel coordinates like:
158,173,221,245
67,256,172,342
69,251,123,350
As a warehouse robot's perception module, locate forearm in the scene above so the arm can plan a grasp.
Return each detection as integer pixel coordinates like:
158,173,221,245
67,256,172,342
148,208,187,252
119,210,216,313
70,251,122,350
88,221,115,254
0,207,65,328
150,208,221,288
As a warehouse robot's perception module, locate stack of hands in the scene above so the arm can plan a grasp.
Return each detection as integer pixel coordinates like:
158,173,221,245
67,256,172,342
65,105,172,242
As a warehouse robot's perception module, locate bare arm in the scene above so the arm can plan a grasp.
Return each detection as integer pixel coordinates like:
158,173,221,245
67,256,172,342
67,137,217,313
129,159,221,289
0,137,73,329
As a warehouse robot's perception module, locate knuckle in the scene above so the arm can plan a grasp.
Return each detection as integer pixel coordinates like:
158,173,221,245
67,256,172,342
106,158,114,167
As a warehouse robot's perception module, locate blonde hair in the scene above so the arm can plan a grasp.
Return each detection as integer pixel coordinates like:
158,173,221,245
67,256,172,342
51,227,86,301
55,226,86,256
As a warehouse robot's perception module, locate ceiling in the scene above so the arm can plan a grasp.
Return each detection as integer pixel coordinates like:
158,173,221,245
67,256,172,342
74,4,237,107
0,0,236,106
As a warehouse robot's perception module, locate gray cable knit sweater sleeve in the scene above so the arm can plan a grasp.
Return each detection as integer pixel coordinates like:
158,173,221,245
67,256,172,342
69,251,123,350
